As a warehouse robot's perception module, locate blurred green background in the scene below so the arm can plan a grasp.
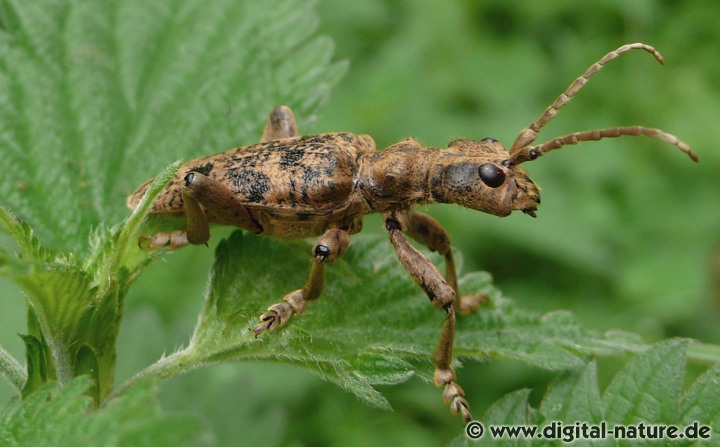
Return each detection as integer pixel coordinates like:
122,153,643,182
2,0,719,445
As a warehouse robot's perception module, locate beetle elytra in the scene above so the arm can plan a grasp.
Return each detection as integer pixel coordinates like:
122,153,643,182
128,43,696,423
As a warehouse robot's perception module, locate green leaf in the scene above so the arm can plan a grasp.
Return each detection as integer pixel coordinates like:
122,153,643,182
0,205,55,264
679,362,720,442
0,376,206,447
0,159,180,401
537,363,614,447
0,0,346,411
0,0,345,252
602,339,688,425
539,361,602,425
15,267,95,384
122,232,718,418
19,335,51,398
72,346,101,405
480,389,535,447
449,390,537,447
451,343,716,446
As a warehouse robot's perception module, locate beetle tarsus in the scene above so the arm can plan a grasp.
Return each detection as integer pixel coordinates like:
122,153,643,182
252,228,350,336
458,292,489,315
252,300,294,336
138,230,189,250
435,368,473,423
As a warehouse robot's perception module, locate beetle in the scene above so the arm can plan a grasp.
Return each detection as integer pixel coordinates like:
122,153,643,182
127,43,697,423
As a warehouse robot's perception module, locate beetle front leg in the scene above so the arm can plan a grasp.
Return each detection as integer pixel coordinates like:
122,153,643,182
251,227,350,335
406,211,488,314
384,213,472,423
261,105,298,142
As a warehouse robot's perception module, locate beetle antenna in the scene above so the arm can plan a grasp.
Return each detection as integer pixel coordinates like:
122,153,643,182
508,43,666,159
510,126,698,164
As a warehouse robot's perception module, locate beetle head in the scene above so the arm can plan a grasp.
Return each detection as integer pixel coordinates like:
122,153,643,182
435,138,540,217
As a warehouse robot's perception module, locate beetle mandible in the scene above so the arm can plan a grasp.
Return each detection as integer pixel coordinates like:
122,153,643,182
128,43,697,423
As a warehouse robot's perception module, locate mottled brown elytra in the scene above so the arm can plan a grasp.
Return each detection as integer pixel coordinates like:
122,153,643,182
128,43,697,423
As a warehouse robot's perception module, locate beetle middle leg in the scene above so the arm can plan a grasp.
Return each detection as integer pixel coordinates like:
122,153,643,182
251,227,350,335
406,211,488,314
384,212,472,422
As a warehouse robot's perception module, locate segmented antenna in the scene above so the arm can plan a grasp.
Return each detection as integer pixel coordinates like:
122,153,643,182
508,43,697,164
523,127,697,163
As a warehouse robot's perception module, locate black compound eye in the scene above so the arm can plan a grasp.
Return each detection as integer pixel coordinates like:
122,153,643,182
478,163,506,188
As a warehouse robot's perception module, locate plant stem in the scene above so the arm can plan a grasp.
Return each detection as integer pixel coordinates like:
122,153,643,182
110,347,198,401
689,341,720,364
0,345,27,392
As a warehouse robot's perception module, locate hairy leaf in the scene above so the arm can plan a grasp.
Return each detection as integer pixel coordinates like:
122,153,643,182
0,160,180,400
0,376,205,447
125,232,720,413
0,0,345,252
602,339,687,425
451,341,718,446
540,361,602,426
679,362,720,444
0,0,346,417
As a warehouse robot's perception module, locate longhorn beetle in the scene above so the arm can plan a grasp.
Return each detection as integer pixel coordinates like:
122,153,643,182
128,43,697,423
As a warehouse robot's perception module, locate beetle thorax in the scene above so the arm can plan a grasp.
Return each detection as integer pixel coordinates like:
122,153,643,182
356,139,440,211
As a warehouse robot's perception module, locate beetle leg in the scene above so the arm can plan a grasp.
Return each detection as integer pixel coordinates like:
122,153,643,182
383,213,472,423
139,172,262,250
261,105,298,142
406,211,488,314
138,230,189,250
181,171,262,246
251,227,350,336
180,175,211,246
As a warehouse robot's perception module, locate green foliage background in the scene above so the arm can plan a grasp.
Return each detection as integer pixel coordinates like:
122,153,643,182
1,0,719,445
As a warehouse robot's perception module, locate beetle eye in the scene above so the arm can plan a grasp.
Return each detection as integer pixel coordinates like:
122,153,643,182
478,163,506,188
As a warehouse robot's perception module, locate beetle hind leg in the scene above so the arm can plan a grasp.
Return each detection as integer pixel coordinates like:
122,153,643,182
138,230,189,250
434,307,472,422
251,228,350,336
261,105,298,142
406,211,488,314
137,172,261,250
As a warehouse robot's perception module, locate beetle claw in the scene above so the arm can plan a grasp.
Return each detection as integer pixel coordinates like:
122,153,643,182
251,290,307,337
251,317,275,337
251,310,282,336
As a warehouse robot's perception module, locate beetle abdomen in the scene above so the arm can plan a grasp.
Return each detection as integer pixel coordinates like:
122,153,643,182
128,133,375,218
220,135,359,211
